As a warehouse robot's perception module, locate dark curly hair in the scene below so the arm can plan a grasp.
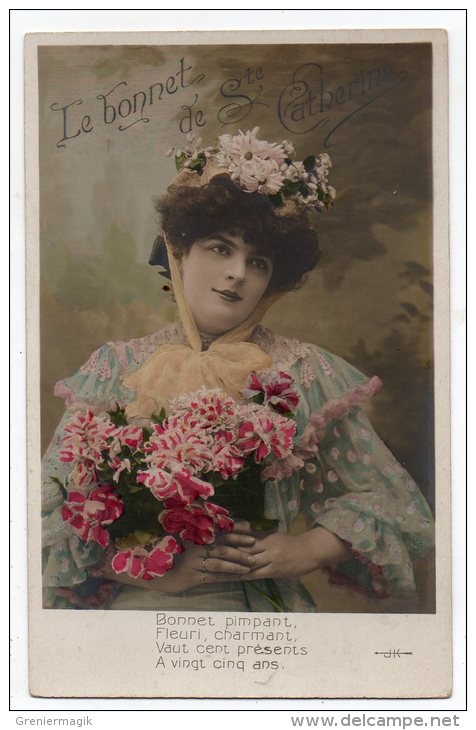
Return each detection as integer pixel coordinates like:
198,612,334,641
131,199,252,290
156,176,320,293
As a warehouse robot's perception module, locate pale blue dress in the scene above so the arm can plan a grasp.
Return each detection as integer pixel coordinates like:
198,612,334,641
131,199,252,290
42,323,435,611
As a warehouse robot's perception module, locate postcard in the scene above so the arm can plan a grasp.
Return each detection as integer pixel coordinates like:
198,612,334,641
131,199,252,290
25,28,451,698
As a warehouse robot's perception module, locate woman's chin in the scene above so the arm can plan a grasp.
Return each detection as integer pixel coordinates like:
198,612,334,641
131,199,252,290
195,312,248,337
198,322,239,337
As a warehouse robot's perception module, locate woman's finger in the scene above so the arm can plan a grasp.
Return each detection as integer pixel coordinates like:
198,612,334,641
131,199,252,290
215,532,256,548
230,521,254,535
195,559,251,576
215,532,256,547
207,544,256,567
242,565,274,580
236,541,270,556
240,552,272,570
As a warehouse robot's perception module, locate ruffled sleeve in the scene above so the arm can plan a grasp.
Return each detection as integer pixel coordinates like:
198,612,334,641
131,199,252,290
264,342,435,599
42,343,133,608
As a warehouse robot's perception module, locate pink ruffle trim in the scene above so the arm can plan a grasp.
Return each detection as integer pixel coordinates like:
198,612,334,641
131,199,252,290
298,376,382,452
54,380,117,413
54,380,77,406
310,376,382,433
323,541,390,600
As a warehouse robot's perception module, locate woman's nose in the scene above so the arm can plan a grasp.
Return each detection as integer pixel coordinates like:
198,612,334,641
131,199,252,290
225,255,246,282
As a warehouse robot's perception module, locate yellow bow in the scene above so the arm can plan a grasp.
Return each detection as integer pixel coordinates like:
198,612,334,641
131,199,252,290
124,342,272,418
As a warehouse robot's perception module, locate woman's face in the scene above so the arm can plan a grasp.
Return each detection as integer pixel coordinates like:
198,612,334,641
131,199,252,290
180,233,273,336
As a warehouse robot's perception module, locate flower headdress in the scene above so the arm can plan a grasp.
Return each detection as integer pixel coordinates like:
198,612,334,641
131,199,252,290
166,127,336,217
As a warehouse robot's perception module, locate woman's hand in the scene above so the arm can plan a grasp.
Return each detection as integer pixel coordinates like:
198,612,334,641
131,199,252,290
235,527,350,581
154,536,257,593
97,524,257,593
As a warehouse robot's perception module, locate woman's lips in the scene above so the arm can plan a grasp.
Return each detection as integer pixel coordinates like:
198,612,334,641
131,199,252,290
213,288,243,302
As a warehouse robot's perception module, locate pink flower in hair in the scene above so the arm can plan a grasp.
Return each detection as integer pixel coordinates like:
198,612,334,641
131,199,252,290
235,158,284,195
218,127,286,168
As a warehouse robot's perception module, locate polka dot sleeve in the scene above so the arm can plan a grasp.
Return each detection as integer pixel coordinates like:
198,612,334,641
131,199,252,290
310,407,435,597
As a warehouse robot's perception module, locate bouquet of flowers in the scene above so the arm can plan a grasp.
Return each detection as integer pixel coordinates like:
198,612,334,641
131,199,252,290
54,370,301,608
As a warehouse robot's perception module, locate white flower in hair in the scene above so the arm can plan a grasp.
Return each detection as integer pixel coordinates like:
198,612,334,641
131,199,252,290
168,127,336,216
218,127,286,169
236,158,284,195
284,161,307,182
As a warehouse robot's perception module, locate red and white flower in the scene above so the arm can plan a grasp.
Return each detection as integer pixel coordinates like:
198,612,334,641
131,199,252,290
109,424,144,455
61,484,123,547
138,467,214,504
109,455,132,483
210,430,245,478
143,420,212,474
242,370,300,415
111,536,184,580
59,410,116,489
237,404,296,462
160,498,233,545
169,388,237,432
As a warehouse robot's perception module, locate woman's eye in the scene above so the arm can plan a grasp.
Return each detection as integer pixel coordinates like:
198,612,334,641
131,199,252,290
250,257,269,271
209,244,229,256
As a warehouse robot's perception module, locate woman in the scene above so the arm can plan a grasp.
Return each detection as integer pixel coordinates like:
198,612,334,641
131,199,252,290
42,129,435,611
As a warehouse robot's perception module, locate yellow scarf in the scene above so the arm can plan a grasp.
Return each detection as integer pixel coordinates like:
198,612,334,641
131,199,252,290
124,240,279,418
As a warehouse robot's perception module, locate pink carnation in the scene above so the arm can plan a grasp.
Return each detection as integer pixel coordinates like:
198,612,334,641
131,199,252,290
111,536,184,581
60,410,116,489
143,420,213,474
109,455,132,483
236,405,296,462
169,388,237,432
269,414,296,459
61,484,123,547
242,370,299,415
160,498,233,545
109,424,144,455
210,430,245,478
138,467,214,504
70,460,98,491
264,373,300,414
